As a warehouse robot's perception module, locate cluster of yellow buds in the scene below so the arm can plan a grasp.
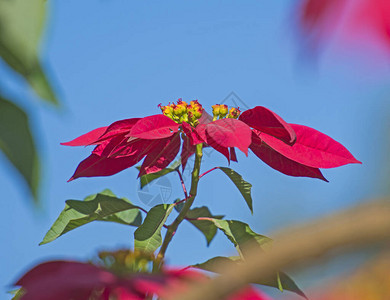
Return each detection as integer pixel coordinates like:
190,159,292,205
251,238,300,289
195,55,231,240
212,104,241,120
98,249,158,274
159,99,203,126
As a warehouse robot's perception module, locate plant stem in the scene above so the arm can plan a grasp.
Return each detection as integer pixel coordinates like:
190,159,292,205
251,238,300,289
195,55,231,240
157,144,203,262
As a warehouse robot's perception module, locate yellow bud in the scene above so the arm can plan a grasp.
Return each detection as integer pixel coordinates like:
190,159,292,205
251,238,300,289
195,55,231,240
219,104,228,117
212,104,220,117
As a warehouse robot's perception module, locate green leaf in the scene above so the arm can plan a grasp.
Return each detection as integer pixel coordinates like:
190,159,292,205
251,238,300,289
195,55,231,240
206,219,271,257
193,257,307,299
138,160,181,189
192,256,241,271
40,189,142,245
218,167,253,214
0,96,39,203
9,288,24,300
134,203,175,253
186,207,224,246
0,0,58,104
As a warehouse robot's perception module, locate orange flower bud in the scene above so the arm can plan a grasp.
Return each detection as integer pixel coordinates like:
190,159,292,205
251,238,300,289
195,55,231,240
228,107,241,119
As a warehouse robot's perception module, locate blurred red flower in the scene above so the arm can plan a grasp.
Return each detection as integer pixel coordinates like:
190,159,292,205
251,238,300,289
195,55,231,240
14,260,270,300
63,100,360,182
299,0,390,54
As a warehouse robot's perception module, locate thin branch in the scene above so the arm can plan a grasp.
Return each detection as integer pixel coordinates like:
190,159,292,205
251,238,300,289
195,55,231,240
199,167,219,179
173,199,390,300
176,169,188,198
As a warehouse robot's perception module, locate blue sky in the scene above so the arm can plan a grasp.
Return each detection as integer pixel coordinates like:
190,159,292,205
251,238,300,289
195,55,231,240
1,1,390,299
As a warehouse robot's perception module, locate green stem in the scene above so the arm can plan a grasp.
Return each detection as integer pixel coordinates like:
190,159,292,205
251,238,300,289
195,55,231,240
156,143,203,264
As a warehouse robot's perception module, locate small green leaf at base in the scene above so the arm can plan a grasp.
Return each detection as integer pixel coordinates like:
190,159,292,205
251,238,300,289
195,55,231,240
186,207,224,246
219,167,253,214
134,203,175,254
205,219,272,256
137,160,181,189
40,189,142,245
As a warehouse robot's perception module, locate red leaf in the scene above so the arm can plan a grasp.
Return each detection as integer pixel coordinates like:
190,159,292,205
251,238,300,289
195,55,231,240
205,118,252,155
68,154,144,181
129,115,180,139
106,137,161,159
94,118,141,143
251,132,328,181
182,122,204,145
181,134,196,171
61,127,108,146
259,124,361,169
138,133,181,176
239,106,296,144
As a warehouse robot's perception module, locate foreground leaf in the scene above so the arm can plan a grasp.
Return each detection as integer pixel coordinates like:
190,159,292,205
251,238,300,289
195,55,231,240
205,219,271,257
218,167,253,213
186,207,224,246
138,160,181,189
0,96,39,202
193,256,307,299
0,0,58,104
134,204,175,253
40,190,142,245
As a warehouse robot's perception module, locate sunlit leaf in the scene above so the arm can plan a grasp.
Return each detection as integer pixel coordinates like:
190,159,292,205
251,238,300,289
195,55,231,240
0,0,58,104
218,167,253,214
186,207,224,246
40,189,142,245
0,96,39,202
193,256,307,299
205,219,271,256
134,203,175,253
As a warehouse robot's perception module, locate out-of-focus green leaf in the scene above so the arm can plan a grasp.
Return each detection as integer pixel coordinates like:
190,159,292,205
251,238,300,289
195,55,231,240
218,167,253,214
186,207,224,246
193,256,307,299
0,96,39,202
137,160,181,189
134,203,174,253
40,189,142,245
0,0,58,104
205,219,271,256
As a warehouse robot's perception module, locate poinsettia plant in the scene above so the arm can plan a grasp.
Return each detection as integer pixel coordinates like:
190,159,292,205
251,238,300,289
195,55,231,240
12,99,360,300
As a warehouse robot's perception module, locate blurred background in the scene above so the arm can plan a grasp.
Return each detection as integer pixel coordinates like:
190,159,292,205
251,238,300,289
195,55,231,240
1,0,389,299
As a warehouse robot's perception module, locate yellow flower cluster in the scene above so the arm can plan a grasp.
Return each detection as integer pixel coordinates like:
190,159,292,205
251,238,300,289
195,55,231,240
212,104,241,121
159,99,203,126
98,249,157,274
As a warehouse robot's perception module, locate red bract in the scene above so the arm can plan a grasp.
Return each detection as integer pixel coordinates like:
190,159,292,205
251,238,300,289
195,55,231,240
63,101,360,181
14,260,270,300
